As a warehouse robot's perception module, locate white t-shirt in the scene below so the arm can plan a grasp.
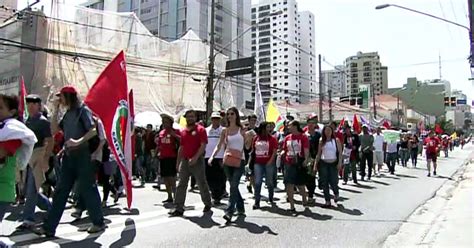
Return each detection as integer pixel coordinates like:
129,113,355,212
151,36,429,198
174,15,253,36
374,134,385,152
205,126,224,159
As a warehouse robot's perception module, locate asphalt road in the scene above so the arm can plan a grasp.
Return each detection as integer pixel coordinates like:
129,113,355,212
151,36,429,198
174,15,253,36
1,145,472,248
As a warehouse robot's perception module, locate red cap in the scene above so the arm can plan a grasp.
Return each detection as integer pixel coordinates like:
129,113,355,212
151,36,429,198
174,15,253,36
307,113,318,121
56,85,77,96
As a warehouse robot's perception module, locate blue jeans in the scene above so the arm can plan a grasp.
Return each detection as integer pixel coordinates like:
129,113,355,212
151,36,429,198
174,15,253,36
254,163,274,205
0,201,9,222
223,161,244,214
23,166,52,222
43,147,104,233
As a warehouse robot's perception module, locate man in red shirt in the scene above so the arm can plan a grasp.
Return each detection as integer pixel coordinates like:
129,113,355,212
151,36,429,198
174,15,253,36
156,113,180,203
424,131,441,177
169,109,212,217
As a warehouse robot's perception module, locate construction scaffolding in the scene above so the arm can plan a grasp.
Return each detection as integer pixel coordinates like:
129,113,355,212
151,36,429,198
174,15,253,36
1,2,233,115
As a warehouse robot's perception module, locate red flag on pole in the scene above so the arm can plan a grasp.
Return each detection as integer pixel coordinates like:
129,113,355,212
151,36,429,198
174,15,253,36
18,76,28,122
85,51,134,209
337,117,345,132
128,90,135,164
353,114,361,134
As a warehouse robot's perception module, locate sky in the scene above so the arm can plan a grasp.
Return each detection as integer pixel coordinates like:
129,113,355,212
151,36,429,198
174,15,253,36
18,0,474,103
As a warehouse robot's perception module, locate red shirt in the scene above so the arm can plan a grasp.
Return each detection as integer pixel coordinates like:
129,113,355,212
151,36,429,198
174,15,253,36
283,133,309,165
424,137,440,154
335,131,344,144
180,124,208,159
253,135,278,165
156,129,180,159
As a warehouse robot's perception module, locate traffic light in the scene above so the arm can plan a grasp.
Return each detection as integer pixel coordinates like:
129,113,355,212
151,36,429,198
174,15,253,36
444,97,457,107
450,97,456,107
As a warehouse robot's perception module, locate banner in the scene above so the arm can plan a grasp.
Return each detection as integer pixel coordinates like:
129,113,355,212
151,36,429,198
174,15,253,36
382,130,400,144
85,51,134,209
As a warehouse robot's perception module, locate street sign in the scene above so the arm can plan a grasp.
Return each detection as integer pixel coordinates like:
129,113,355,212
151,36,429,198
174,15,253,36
225,57,255,77
457,99,467,105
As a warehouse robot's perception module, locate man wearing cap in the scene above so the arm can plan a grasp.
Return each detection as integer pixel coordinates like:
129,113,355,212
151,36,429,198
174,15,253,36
305,114,321,203
169,109,212,216
205,112,226,205
156,113,180,203
17,94,53,230
359,125,374,181
34,86,105,237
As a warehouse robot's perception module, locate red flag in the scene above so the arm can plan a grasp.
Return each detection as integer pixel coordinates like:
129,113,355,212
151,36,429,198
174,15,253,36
435,124,443,134
85,51,134,209
382,119,391,129
353,114,361,134
337,117,345,132
18,76,28,122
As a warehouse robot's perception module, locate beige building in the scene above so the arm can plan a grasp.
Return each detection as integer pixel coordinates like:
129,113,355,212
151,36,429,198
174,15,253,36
344,51,388,97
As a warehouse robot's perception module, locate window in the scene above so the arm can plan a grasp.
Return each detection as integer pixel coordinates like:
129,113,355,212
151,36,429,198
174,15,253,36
259,51,270,56
258,5,270,11
283,21,288,24
259,31,270,36
259,44,270,50
252,8,256,13
259,57,271,63
273,63,277,66
284,48,288,51
273,70,278,73
259,37,270,43
283,55,288,58
216,15,223,22
284,76,288,79
259,71,271,76
284,82,289,86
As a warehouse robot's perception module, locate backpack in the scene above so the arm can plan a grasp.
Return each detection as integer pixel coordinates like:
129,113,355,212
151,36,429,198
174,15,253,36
76,105,101,153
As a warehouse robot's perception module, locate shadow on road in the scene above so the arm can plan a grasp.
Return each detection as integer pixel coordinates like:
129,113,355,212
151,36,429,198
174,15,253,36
110,218,136,248
395,174,418,179
338,187,362,194
296,208,333,221
352,183,376,189
334,204,363,216
433,175,454,180
220,215,278,235
185,211,220,229
369,180,390,186
102,207,140,217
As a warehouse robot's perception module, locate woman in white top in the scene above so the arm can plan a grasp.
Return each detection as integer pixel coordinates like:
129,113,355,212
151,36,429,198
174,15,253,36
209,107,246,222
314,126,342,207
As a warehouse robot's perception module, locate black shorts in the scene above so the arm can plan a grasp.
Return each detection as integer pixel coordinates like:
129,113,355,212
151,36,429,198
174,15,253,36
284,164,306,186
160,157,177,177
426,152,437,162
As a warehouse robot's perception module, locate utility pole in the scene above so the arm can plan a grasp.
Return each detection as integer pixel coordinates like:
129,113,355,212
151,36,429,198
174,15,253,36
206,0,216,123
318,54,323,122
397,93,400,127
372,84,377,118
328,78,333,122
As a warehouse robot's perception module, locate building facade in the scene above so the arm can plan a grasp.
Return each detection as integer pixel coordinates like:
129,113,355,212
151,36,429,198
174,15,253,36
0,0,17,23
388,77,450,116
344,51,388,97
251,0,316,104
321,65,346,98
84,0,252,107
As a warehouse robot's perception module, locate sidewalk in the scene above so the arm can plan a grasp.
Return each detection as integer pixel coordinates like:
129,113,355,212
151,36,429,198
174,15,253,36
384,153,474,248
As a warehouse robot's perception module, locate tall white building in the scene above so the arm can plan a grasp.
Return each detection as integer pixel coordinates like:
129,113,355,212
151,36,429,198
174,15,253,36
322,65,346,98
84,0,252,107
251,0,316,104
344,51,388,97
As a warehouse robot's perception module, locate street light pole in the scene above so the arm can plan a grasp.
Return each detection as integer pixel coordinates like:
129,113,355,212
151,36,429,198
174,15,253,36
206,0,216,123
375,4,470,31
